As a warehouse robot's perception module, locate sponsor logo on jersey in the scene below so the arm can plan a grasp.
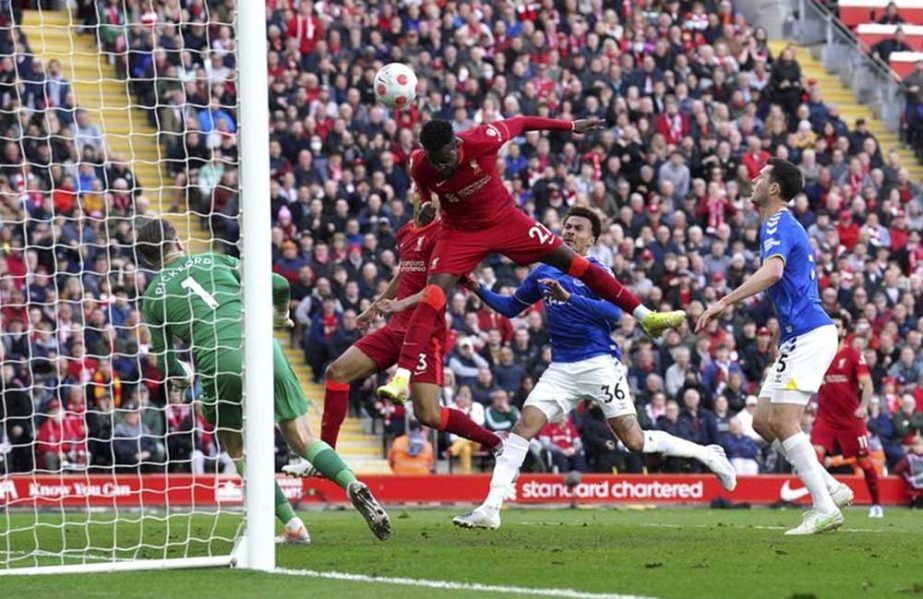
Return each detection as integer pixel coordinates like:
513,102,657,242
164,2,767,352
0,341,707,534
779,480,810,502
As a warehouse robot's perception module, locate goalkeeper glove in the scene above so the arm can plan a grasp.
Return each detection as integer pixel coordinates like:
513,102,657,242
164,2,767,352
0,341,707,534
273,306,295,330
172,360,195,391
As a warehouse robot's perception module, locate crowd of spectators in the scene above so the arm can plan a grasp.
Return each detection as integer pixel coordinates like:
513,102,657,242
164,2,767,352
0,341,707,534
2,0,923,481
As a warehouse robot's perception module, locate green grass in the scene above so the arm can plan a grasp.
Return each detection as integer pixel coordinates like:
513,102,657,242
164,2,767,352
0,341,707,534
2,507,922,598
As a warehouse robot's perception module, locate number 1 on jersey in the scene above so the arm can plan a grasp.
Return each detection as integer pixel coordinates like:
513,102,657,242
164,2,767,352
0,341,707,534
181,276,219,309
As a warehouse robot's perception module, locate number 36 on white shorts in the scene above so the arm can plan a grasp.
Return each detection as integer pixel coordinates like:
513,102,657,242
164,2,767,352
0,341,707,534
525,355,636,423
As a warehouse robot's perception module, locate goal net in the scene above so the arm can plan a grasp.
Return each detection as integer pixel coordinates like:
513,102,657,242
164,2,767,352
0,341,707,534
0,1,274,574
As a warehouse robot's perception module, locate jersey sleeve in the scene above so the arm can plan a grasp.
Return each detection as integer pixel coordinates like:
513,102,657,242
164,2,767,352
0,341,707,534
854,348,871,378
760,214,795,265
213,253,242,283
477,269,543,318
408,150,435,200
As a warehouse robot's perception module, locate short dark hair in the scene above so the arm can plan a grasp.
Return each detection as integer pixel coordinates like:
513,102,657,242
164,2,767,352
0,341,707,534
563,206,602,239
136,218,177,267
420,119,455,153
767,157,803,201
827,308,852,328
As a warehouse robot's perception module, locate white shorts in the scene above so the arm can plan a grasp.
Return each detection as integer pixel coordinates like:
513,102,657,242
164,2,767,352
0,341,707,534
758,324,838,404
525,355,636,423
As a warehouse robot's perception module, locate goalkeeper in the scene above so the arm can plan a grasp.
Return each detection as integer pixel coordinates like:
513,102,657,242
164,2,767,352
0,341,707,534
137,218,390,543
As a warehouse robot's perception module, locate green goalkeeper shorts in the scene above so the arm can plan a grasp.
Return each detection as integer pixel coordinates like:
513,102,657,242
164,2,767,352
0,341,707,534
200,339,308,430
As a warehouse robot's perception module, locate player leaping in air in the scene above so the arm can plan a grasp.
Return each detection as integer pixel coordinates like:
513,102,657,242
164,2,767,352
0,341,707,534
697,158,851,535
812,310,881,518
317,193,502,454
137,218,391,544
376,116,686,404
452,207,736,530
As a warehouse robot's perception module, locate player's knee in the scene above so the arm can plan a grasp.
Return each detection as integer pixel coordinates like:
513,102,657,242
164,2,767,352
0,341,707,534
421,284,447,310
622,428,645,453
566,254,589,278
413,403,441,428
324,361,344,383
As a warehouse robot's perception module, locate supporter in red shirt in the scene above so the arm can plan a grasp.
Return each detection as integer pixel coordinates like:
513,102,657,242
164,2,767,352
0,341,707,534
835,210,860,252
538,417,587,473
286,1,323,55
740,137,770,179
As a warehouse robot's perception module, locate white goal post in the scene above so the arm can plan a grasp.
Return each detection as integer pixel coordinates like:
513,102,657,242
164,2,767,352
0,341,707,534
0,0,274,575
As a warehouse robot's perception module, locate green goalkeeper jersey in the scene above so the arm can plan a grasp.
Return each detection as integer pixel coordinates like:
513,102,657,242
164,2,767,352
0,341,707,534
142,253,288,379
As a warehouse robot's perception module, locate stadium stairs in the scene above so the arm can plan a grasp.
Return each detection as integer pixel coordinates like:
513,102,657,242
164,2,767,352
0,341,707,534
21,9,389,474
771,40,923,182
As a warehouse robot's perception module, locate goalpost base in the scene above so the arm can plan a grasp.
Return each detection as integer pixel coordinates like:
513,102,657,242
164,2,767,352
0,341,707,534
0,555,233,577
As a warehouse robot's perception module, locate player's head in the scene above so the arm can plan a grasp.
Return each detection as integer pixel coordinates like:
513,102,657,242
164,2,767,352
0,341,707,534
136,218,183,268
420,119,459,178
751,157,802,208
562,207,601,255
828,309,851,341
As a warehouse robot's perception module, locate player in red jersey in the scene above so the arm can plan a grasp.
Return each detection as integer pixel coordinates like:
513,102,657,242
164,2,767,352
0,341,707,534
378,116,686,403
812,310,881,518
317,194,501,453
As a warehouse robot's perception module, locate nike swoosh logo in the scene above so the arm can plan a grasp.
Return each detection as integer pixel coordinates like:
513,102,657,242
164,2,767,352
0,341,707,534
780,480,810,502
434,180,447,187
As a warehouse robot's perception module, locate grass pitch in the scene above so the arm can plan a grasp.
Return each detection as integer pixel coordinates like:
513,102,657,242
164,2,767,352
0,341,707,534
2,507,922,598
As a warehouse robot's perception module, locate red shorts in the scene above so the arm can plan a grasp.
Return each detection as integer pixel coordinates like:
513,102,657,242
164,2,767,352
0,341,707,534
428,208,563,275
353,325,444,386
810,420,870,458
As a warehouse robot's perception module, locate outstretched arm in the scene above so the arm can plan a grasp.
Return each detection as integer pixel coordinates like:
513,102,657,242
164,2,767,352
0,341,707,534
538,278,622,323
357,268,402,328
469,272,542,319
497,116,603,139
696,257,784,332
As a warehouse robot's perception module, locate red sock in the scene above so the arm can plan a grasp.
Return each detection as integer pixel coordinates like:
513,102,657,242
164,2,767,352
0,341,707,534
321,380,350,448
438,407,501,449
568,257,641,313
397,285,446,373
859,457,881,505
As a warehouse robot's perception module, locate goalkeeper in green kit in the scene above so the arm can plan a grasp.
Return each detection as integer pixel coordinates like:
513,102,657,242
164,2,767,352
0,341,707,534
137,218,391,543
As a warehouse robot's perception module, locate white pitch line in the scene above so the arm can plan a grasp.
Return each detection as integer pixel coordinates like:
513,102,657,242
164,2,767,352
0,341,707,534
275,567,659,599
515,520,919,534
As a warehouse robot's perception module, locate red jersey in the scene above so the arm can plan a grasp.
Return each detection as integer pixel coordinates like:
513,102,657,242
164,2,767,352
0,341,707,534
409,116,573,231
816,345,870,429
390,219,444,332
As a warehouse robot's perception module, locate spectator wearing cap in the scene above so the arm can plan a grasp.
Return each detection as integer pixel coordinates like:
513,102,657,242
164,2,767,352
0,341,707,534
273,239,309,287
836,210,860,252
448,337,489,388
388,420,434,475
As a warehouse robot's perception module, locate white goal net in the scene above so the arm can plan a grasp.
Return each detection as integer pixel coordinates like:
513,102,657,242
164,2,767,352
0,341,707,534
0,1,274,573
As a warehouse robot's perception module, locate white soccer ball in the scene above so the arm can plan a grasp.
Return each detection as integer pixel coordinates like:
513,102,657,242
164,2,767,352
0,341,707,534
374,63,418,109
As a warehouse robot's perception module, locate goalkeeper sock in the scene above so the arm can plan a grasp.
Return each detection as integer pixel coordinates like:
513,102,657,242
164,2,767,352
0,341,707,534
321,380,350,448
773,438,841,493
641,430,707,460
484,433,530,511
236,460,297,525
304,440,356,490
275,481,297,525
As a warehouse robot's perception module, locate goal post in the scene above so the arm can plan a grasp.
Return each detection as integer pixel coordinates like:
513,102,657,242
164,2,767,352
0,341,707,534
0,0,274,575
236,0,275,573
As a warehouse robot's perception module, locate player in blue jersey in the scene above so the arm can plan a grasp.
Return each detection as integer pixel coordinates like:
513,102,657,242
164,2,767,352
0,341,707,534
697,158,849,535
453,207,736,530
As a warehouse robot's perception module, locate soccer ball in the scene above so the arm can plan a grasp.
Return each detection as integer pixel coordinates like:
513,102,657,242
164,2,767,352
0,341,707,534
374,63,418,109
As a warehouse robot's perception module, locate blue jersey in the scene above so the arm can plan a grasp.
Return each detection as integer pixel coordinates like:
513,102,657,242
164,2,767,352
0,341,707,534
478,257,622,363
759,208,831,343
